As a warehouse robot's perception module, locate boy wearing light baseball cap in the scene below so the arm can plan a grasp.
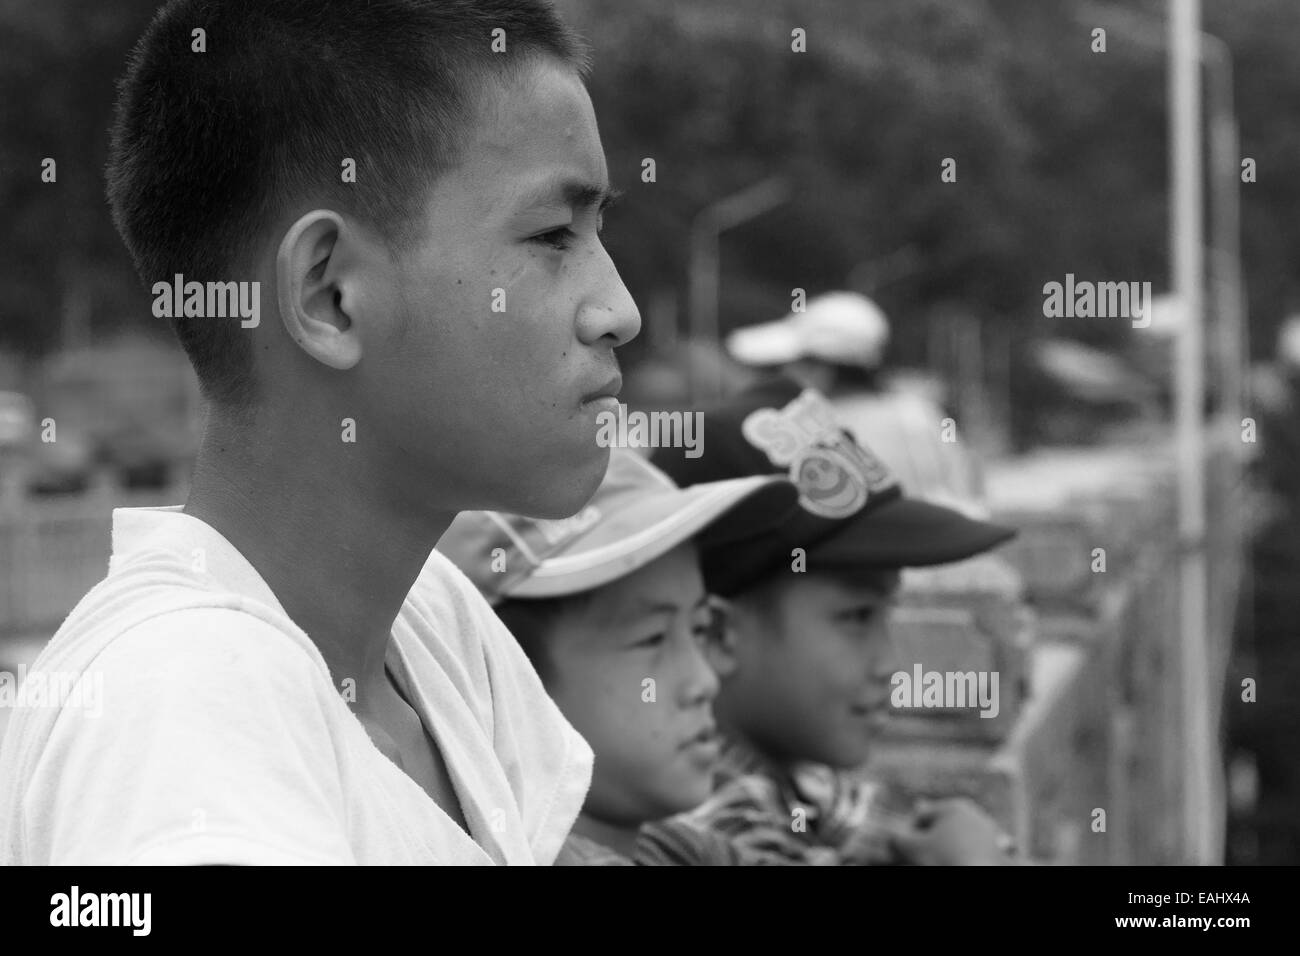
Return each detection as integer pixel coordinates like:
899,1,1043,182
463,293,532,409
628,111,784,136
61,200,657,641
636,376,1019,865
437,448,798,864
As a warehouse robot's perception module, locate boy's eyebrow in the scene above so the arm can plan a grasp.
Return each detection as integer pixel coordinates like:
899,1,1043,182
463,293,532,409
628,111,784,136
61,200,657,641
834,571,902,601
516,176,623,213
866,581,903,601
630,593,710,618
837,572,899,595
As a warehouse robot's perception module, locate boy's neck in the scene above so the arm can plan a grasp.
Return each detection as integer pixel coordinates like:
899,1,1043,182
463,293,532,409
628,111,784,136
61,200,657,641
714,716,796,777
183,410,454,697
572,811,641,859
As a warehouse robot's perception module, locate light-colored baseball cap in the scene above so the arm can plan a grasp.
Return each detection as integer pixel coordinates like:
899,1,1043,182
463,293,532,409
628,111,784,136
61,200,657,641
436,448,799,604
726,291,890,369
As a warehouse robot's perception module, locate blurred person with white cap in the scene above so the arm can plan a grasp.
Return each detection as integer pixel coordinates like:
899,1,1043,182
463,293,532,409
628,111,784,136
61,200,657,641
726,291,988,516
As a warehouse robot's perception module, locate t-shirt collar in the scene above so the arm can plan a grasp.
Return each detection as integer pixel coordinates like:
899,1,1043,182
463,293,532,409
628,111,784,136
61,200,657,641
108,505,289,618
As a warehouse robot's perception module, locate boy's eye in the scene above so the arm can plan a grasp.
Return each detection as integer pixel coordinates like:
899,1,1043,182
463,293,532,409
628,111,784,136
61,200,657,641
530,227,576,251
634,632,666,649
838,606,881,627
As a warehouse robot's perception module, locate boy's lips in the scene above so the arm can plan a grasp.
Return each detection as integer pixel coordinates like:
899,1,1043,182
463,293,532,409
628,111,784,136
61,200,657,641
851,702,891,726
580,373,622,405
680,723,720,751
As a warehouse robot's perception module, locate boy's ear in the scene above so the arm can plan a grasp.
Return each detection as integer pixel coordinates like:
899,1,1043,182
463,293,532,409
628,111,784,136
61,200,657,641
275,209,362,371
703,596,740,679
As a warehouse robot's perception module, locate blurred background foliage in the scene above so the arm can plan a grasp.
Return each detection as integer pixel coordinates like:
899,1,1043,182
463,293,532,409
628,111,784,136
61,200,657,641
1,0,1299,446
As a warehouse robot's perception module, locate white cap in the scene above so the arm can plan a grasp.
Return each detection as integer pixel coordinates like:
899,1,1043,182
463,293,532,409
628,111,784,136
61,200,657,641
725,292,890,369
1278,315,1300,369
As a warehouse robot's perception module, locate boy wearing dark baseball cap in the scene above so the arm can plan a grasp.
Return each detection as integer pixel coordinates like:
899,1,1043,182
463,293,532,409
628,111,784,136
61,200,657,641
437,448,798,864
636,376,1019,865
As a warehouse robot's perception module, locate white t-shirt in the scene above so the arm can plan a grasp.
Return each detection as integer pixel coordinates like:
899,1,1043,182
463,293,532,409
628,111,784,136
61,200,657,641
0,507,592,865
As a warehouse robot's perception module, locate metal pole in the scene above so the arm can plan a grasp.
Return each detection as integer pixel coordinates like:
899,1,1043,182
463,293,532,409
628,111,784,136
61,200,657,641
1083,0,1244,432
1079,0,1237,868
1170,0,1213,865
687,228,719,404
1203,38,1240,867
687,177,789,403
647,288,680,358
1203,37,1243,432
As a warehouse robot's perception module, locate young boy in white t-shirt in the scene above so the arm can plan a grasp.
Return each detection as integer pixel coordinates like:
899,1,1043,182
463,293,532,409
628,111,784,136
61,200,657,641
0,0,637,865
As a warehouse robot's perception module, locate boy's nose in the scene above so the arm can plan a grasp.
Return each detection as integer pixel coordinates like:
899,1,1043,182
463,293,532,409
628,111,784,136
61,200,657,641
680,636,721,706
575,249,641,348
871,622,905,680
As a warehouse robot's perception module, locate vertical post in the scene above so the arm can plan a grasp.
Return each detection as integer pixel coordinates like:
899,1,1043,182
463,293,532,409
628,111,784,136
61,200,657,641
687,178,789,404
687,226,720,404
1204,39,1240,868
647,289,680,359
1205,40,1244,438
1169,0,1213,864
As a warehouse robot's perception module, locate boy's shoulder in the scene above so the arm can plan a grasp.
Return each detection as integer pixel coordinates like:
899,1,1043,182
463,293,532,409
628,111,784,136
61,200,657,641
638,775,839,866
553,831,636,866
633,818,749,866
33,534,335,703
638,736,888,866
0,583,356,865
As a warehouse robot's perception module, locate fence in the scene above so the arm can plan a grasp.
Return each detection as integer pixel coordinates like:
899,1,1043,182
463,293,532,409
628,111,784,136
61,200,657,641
863,419,1246,864
0,480,187,640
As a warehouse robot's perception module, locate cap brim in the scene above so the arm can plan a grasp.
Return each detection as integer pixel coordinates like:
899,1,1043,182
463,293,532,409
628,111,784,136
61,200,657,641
808,495,1017,569
725,320,803,367
511,474,798,598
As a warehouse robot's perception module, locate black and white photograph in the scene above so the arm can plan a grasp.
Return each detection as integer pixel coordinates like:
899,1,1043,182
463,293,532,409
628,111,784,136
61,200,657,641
0,0,1291,928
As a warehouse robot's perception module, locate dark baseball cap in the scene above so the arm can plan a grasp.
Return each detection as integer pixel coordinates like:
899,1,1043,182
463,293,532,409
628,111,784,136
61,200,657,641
649,376,1017,596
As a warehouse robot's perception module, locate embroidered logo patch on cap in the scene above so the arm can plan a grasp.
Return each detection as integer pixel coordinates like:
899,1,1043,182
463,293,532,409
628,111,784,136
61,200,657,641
741,389,895,518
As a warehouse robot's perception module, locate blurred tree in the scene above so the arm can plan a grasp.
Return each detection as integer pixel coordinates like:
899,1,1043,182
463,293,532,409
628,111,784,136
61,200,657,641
564,0,1035,370
1206,0,1300,357
559,0,1300,444
0,0,163,354
0,0,1297,447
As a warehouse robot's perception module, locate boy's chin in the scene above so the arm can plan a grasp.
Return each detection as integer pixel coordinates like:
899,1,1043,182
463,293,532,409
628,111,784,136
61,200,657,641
510,447,609,519
652,788,714,821
807,735,873,771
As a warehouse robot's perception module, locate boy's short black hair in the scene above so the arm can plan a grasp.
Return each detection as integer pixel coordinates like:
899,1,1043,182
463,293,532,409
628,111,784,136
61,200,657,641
106,0,589,406
494,591,592,686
